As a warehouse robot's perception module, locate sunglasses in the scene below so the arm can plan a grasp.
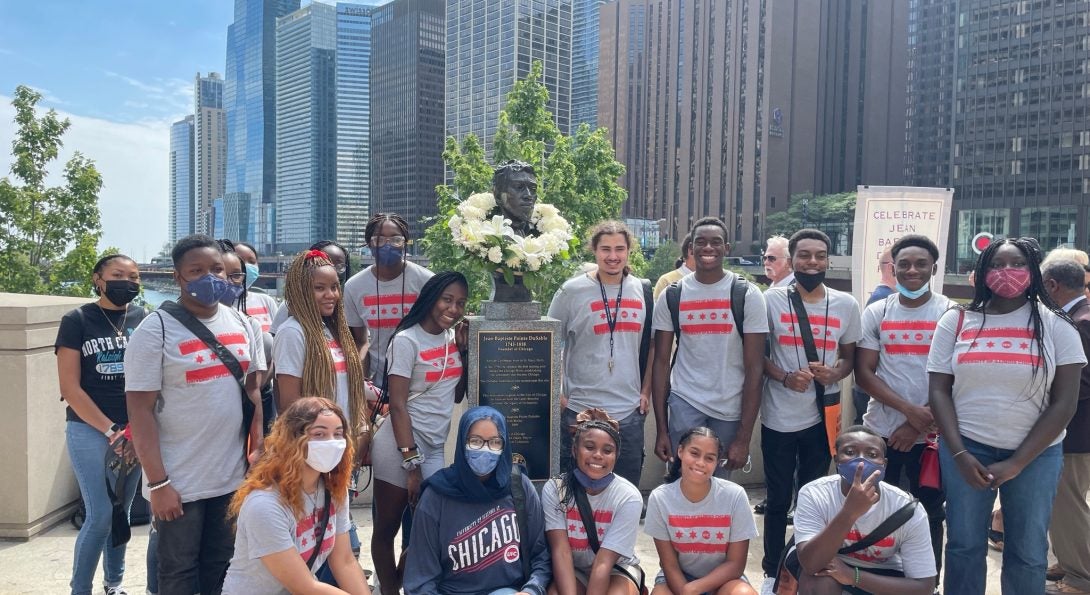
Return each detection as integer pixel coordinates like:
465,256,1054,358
762,255,778,262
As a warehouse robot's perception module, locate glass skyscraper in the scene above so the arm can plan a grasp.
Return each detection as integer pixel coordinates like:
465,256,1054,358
225,0,300,251
445,0,573,160
571,0,609,131
194,73,226,236
169,115,194,243
275,2,337,252
335,3,375,249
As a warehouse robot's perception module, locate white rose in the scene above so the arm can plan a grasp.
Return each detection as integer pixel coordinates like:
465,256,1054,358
459,205,484,221
487,246,503,263
468,192,496,211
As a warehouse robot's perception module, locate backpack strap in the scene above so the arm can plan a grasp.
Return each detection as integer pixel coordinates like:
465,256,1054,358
305,486,333,569
511,463,531,581
838,500,919,554
730,277,747,336
665,282,682,368
638,278,654,379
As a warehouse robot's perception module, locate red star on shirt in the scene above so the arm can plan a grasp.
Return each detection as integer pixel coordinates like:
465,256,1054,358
689,530,697,539
826,330,833,336
370,309,376,316
902,333,910,340
699,313,706,320
1020,342,1029,349
889,333,897,340
716,531,725,540
578,525,586,534
675,530,684,539
569,523,577,532
986,341,995,348
788,325,794,332
237,348,244,356
600,313,606,320
209,353,218,360
301,537,308,546
381,308,387,315
597,527,605,537
632,312,639,319
195,355,204,363
687,313,694,320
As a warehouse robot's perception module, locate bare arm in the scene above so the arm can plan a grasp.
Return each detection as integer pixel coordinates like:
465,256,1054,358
653,538,688,595
651,329,673,461
246,370,264,464
259,541,357,595
638,341,655,414
586,547,622,594
545,529,579,595
687,540,750,594
725,332,767,469
327,533,370,594
56,347,115,432
276,374,303,412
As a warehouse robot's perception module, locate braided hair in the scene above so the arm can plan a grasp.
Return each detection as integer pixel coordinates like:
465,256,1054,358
558,408,621,508
283,249,368,437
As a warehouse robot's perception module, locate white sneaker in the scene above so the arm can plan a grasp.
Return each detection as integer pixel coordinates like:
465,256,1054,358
104,586,129,595
759,577,776,595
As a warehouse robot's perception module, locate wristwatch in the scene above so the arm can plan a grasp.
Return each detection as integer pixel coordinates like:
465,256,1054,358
104,423,122,440
401,453,425,471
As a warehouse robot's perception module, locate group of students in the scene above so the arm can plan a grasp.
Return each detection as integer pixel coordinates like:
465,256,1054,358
55,211,1089,595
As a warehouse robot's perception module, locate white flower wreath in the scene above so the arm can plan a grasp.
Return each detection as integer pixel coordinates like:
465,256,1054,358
448,192,573,273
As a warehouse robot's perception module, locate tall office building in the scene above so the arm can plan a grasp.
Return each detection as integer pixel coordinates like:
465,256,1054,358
275,2,337,252
225,0,300,251
371,0,445,244
445,0,573,160
906,0,1090,269
600,0,908,249
571,0,610,131
194,72,227,236
335,3,375,249
168,115,195,243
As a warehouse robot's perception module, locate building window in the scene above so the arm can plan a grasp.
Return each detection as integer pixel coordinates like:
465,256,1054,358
1021,207,1077,251
955,208,1010,271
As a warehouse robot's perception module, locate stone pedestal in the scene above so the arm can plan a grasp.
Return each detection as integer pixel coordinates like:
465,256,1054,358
0,293,89,540
468,300,562,480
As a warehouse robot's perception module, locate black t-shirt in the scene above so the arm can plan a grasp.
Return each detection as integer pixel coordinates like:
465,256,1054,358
54,303,147,425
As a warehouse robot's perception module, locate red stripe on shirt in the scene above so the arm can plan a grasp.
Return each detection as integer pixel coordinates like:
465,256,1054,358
777,335,838,351
178,333,248,355
779,313,842,328
368,318,400,328
424,366,464,383
363,294,419,306
680,323,734,334
879,320,937,331
680,299,732,311
667,514,733,528
420,342,458,361
590,298,644,311
959,327,1036,341
566,509,614,523
185,360,251,383
845,530,894,548
883,344,932,355
593,321,643,335
246,306,269,316
957,352,1042,366
674,542,730,554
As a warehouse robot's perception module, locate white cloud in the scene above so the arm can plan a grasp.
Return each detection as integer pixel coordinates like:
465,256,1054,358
103,71,194,116
0,96,170,261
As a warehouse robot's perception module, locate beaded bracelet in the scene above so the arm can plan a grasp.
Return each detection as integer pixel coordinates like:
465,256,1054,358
148,479,172,492
854,566,861,587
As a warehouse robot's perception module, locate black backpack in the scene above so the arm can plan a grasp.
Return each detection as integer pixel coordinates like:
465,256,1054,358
664,276,748,366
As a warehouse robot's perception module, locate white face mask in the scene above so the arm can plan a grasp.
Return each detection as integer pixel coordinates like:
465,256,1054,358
306,438,346,473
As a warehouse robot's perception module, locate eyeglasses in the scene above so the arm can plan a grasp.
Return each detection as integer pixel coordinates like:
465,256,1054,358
762,255,778,262
332,264,347,274
226,272,246,283
466,436,505,451
372,236,406,248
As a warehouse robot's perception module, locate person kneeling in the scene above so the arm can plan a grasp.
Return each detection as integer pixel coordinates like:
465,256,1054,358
222,397,370,594
791,426,936,595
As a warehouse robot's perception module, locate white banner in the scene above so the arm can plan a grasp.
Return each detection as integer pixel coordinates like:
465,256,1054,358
851,186,954,306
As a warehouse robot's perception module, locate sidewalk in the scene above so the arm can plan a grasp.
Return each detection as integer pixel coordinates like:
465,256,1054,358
0,486,1014,595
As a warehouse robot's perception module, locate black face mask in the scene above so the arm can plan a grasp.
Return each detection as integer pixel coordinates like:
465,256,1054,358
793,270,826,292
102,280,140,306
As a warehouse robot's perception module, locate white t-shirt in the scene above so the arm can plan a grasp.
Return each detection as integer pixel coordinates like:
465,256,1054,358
763,286,862,433
542,476,642,572
273,316,351,414
793,475,936,579
343,261,433,380
859,293,952,442
926,302,1086,450
548,273,649,419
385,324,462,447
245,291,280,334
651,272,769,420
222,484,351,595
644,478,759,578
125,304,266,501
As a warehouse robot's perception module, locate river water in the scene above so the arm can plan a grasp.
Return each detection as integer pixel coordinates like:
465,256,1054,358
141,287,178,309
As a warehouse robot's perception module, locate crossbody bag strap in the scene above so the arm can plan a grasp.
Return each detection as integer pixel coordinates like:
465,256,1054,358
571,483,645,591
666,282,682,368
511,464,531,581
837,500,919,555
638,278,654,379
787,289,827,414
306,485,334,569
159,301,246,391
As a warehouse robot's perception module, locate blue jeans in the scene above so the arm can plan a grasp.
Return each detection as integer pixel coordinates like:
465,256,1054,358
316,522,361,586
667,393,740,481
67,421,141,595
940,435,1063,595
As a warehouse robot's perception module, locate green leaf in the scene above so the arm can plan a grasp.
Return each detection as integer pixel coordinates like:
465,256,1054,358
502,267,515,286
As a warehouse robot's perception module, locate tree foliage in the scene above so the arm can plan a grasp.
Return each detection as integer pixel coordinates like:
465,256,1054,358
765,192,857,254
646,240,681,285
423,62,629,310
0,85,103,294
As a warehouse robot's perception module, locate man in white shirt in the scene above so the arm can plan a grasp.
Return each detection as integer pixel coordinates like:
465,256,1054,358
764,235,794,288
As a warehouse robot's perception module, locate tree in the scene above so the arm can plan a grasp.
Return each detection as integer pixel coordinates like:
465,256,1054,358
764,191,856,254
423,62,629,310
0,85,103,294
646,240,681,285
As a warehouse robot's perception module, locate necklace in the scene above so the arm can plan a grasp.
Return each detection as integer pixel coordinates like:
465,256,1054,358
596,272,625,374
372,261,407,380
97,304,128,338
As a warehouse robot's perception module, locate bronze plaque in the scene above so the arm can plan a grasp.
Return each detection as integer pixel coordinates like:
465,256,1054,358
477,330,553,479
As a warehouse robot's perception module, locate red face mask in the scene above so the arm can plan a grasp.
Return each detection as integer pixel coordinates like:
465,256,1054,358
985,267,1031,299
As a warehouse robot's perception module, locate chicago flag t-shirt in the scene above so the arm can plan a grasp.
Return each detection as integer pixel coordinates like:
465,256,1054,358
386,324,462,447
343,261,433,381
644,477,759,578
273,316,351,414
125,304,266,502
542,475,642,573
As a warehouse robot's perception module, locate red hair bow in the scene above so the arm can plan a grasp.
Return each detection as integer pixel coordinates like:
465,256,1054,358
306,249,328,260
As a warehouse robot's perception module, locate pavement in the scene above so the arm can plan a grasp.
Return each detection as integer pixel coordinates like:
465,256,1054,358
0,486,1019,595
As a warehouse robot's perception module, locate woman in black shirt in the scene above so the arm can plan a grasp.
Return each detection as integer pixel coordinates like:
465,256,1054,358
55,254,147,595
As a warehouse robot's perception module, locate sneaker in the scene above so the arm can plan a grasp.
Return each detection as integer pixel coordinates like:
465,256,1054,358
1049,564,1068,582
754,498,767,515
1046,579,1090,594
104,586,129,595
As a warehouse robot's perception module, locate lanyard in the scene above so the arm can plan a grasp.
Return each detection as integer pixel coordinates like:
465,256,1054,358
597,273,625,373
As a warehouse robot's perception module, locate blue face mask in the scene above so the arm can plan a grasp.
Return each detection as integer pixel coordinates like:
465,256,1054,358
244,263,260,289
573,467,616,491
219,282,245,306
375,244,403,267
837,456,886,485
896,281,930,300
183,273,230,308
465,448,501,476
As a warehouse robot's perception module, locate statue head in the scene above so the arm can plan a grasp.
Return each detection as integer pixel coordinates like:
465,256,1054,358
492,160,538,229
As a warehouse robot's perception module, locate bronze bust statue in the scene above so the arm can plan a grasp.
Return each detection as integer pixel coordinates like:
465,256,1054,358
492,160,538,236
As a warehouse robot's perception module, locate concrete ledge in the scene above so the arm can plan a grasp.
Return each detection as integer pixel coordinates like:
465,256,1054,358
0,500,80,542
